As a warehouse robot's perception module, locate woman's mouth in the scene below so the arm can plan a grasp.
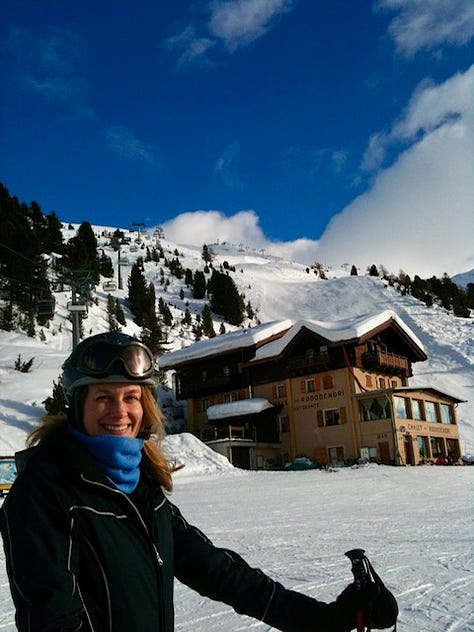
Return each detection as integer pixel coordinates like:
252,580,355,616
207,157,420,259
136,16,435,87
101,424,130,434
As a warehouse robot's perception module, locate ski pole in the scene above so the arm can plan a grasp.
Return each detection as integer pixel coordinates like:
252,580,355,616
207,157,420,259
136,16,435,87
345,548,370,632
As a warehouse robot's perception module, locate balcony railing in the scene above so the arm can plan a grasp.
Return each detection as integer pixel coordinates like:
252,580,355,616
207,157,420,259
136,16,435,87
201,425,256,442
362,350,409,374
178,374,230,397
287,351,330,373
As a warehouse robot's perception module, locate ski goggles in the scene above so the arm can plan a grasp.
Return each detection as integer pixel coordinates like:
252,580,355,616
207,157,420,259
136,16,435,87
76,340,155,380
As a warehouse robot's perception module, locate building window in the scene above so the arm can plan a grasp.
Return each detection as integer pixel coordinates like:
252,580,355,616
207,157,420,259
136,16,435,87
425,401,438,422
417,436,430,460
394,396,410,419
323,375,333,389
324,409,341,426
306,379,316,392
446,439,460,460
328,446,344,464
379,377,386,389
440,403,454,424
365,375,373,388
202,398,209,411
276,384,286,398
430,436,444,457
279,416,289,433
360,397,392,421
412,399,423,420
201,370,207,382
391,379,398,388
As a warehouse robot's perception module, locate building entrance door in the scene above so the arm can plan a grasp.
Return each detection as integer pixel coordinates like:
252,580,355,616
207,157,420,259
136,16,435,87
378,441,391,464
230,446,251,469
404,436,415,465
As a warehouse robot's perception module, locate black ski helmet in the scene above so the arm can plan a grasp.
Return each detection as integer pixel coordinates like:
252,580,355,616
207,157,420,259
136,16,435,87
62,332,159,425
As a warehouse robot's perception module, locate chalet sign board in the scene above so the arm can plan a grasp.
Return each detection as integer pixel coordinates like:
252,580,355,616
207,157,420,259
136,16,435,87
398,422,456,436
293,389,345,412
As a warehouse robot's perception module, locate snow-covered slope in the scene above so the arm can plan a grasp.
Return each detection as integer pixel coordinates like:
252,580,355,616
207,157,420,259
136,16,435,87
0,227,473,454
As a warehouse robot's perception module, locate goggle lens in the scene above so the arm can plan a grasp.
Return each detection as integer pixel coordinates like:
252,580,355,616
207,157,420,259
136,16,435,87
78,342,154,379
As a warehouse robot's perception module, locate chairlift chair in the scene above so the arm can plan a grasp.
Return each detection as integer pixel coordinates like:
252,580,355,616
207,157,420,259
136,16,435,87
36,299,56,318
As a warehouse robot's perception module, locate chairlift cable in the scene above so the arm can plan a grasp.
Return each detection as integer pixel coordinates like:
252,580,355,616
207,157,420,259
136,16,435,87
0,241,49,270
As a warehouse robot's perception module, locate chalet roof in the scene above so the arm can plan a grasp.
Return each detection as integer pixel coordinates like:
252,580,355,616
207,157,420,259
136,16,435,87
251,309,426,363
159,319,292,369
207,398,274,420
160,310,427,370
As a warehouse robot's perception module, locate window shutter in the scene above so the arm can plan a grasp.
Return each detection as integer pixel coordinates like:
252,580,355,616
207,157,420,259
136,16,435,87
315,376,321,391
272,386,277,399
340,406,347,424
300,380,306,394
317,410,324,427
323,375,333,389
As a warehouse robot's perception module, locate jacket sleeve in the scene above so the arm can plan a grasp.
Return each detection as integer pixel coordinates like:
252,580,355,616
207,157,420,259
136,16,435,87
169,501,350,632
0,465,89,632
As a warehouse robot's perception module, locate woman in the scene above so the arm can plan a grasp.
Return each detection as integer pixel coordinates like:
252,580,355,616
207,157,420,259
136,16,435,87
0,332,393,631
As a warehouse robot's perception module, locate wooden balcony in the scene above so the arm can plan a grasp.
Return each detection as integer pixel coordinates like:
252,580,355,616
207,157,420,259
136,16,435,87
178,373,230,398
201,425,257,442
362,349,409,375
287,351,331,374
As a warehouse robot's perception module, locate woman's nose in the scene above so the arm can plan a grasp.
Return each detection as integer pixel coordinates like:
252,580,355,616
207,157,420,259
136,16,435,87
110,398,127,413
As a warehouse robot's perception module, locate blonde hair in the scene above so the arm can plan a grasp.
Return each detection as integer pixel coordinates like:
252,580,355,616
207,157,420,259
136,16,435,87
28,385,175,492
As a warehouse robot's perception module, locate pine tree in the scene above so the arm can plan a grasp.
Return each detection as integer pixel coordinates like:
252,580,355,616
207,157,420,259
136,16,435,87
127,263,149,326
182,308,192,326
208,270,245,326
184,268,193,286
201,303,216,337
192,270,206,299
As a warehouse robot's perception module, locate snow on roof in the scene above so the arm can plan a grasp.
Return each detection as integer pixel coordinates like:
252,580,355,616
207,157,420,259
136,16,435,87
159,310,425,370
252,309,425,362
159,319,292,369
207,398,274,420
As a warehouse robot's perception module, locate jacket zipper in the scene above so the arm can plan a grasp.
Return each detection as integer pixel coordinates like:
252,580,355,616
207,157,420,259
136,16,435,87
80,475,166,629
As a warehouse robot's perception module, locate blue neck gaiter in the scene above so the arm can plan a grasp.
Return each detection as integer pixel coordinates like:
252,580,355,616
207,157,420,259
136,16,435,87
68,426,144,494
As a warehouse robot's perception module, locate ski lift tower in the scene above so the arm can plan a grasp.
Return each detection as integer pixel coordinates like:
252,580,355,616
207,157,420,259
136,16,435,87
131,221,146,243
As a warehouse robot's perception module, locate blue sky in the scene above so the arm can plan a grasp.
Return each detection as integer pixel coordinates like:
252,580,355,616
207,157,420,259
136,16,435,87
1,1,473,277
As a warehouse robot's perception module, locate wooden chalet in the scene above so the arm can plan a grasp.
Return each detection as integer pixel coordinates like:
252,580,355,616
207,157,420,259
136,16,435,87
160,311,464,469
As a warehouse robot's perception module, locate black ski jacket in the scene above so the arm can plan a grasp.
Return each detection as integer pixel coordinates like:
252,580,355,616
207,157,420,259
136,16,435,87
0,431,343,632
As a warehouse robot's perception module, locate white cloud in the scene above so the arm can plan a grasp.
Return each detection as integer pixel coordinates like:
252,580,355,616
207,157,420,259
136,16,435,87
209,0,294,52
162,209,267,248
161,209,320,266
214,141,246,189
104,126,154,162
316,65,474,277
375,0,474,57
165,0,294,66
160,66,474,278
164,26,215,67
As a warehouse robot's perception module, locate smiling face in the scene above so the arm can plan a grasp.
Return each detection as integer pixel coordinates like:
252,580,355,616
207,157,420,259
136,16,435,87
82,383,144,438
